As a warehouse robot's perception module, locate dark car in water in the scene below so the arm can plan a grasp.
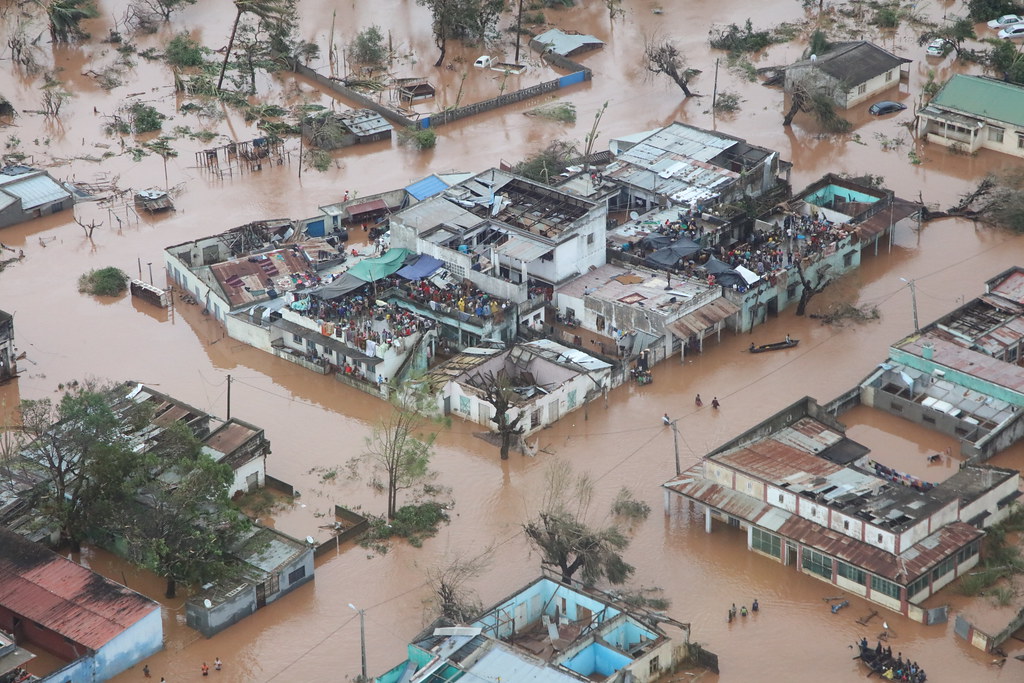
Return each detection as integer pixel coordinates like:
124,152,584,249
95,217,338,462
869,101,907,115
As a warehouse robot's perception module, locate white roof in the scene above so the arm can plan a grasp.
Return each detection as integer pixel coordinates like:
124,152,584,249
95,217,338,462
467,646,581,682
0,172,71,210
734,265,761,285
533,28,604,56
524,338,612,371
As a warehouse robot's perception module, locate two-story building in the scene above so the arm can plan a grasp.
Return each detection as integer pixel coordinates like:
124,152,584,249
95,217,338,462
917,75,1024,159
389,168,607,290
0,310,15,383
663,396,1018,621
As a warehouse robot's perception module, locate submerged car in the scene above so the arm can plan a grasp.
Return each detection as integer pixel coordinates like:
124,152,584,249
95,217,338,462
987,14,1023,28
998,24,1024,39
925,38,949,56
869,101,907,115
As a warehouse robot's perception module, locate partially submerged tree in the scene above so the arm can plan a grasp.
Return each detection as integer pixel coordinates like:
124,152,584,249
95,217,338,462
644,37,697,97
17,386,150,551
514,140,577,184
919,17,976,58
218,0,296,91
350,25,387,65
782,81,851,133
523,459,635,586
794,260,832,316
38,0,99,43
121,422,245,598
922,170,1024,233
417,0,507,67
352,384,444,520
425,551,492,623
465,370,524,460
135,0,195,21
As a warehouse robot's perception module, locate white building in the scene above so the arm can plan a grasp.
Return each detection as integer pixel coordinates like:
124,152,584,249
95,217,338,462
917,74,1024,158
784,41,910,109
389,168,607,290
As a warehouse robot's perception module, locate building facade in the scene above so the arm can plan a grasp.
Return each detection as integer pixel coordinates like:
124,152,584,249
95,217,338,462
0,168,74,229
663,397,1018,621
784,41,910,109
917,75,1024,158
0,311,14,383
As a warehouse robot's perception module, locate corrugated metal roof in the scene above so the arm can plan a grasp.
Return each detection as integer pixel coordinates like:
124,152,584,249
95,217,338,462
991,270,1024,305
468,645,581,682
496,235,551,262
523,339,611,371
0,529,158,650
0,172,70,210
931,74,1024,129
664,472,771,522
532,28,604,57
903,333,1024,394
405,175,449,201
668,297,739,337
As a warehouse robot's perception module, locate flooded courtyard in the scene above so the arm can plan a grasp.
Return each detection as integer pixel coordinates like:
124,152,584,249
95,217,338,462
1,0,1024,680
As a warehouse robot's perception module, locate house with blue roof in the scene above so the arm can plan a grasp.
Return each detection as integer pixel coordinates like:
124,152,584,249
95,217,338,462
917,74,1024,158
0,167,73,228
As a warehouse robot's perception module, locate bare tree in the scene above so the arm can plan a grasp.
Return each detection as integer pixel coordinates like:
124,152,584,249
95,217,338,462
644,37,698,97
523,459,635,586
425,550,492,623
794,260,831,316
465,370,524,461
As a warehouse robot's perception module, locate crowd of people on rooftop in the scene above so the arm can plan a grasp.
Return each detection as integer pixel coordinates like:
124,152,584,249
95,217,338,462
394,278,512,323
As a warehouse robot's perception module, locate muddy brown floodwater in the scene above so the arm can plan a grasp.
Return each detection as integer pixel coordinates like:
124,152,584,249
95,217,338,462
1,0,1024,680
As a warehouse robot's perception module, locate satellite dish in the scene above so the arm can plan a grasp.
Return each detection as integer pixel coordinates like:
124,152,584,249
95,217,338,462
203,599,213,609
810,54,817,61
305,535,316,545
629,211,640,221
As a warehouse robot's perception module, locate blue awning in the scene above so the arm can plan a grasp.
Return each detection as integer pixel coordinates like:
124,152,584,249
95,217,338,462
405,175,449,201
397,254,444,280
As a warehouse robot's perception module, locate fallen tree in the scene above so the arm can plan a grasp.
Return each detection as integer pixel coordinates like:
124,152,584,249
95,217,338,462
921,171,1024,233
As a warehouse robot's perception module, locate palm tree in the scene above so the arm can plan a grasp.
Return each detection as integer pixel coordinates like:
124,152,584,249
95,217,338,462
39,0,99,43
217,0,295,91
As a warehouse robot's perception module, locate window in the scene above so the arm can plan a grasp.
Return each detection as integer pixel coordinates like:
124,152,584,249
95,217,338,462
649,656,661,675
843,251,853,267
778,493,785,504
751,528,781,557
989,127,1004,143
885,70,893,82
858,84,867,95
957,541,979,565
288,566,307,584
802,548,833,578
907,574,930,598
787,283,797,298
837,561,866,585
266,573,281,596
931,556,956,582
877,534,884,543
587,233,595,245
923,415,936,424
567,389,577,409
870,575,901,600
843,520,850,531
293,333,302,344
890,402,903,413
459,396,471,414
1018,134,1024,150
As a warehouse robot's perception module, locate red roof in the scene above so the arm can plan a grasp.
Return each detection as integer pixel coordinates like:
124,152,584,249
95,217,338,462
0,529,159,650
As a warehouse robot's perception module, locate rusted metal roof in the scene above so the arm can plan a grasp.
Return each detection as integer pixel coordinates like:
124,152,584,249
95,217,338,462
975,315,1024,356
853,198,918,240
902,334,1024,394
716,418,845,484
663,469,771,521
204,420,260,458
0,529,159,650
668,298,739,337
347,198,388,217
990,269,1024,305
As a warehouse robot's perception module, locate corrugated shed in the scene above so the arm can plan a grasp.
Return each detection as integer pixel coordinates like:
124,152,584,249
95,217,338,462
0,529,158,650
668,298,740,337
664,475,770,522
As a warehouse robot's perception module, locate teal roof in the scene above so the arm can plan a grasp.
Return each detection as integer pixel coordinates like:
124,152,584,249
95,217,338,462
931,75,1024,128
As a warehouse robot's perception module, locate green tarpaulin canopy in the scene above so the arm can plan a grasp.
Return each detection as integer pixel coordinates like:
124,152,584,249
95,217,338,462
347,248,410,282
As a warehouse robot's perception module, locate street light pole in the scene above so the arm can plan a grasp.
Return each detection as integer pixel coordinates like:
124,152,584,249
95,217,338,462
900,277,919,333
349,603,367,682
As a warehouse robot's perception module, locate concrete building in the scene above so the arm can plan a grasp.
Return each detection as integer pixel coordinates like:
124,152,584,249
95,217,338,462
0,311,15,383
664,397,1019,622
375,576,694,683
784,41,910,109
602,122,785,212
917,75,1024,158
0,167,73,229
185,526,314,638
0,528,162,682
555,263,734,364
389,168,607,290
861,266,1024,462
427,339,614,436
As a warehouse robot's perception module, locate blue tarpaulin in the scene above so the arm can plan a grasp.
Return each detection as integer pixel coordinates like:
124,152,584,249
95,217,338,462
405,175,449,201
396,254,444,280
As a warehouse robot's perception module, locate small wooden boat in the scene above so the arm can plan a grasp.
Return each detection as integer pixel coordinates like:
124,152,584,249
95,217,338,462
748,338,799,353
854,641,927,681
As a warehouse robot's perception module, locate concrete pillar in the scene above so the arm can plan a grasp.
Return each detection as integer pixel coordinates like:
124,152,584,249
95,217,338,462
663,488,671,514
705,505,712,533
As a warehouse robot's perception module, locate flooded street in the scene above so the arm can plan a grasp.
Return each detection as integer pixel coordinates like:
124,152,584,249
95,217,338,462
2,0,1024,680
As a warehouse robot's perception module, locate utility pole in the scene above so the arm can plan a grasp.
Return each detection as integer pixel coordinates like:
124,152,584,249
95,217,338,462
514,0,524,64
349,603,367,682
712,58,720,111
670,419,681,476
226,374,232,420
900,278,919,334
